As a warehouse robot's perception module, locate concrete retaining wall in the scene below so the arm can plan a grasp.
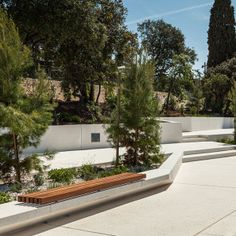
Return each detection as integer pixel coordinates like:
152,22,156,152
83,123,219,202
163,117,234,132
24,122,182,153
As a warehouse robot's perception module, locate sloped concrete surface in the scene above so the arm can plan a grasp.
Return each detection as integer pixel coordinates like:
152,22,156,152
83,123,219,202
6,156,236,236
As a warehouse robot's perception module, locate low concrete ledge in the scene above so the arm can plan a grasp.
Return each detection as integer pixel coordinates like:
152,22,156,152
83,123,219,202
0,151,183,234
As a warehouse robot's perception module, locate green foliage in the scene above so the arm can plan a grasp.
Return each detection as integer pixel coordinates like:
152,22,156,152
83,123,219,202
138,19,196,91
0,192,11,204
98,166,128,178
8,182,22,193
78,164,100,181
163,54,195,114
203,73,232,114
48,168,77,184
0,10,54,183
107,58,161,167
207,0,236,68
229,81,236,143
1,0,137,103
33,173,45,187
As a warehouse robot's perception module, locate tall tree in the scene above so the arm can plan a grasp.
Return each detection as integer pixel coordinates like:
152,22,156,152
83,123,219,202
1,0,137,103
207,0,236,68
138,19,196,91
107,58,161,168
0,9,54,182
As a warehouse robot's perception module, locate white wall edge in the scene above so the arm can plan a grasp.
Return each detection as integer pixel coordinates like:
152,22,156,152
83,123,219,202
0,151,183,234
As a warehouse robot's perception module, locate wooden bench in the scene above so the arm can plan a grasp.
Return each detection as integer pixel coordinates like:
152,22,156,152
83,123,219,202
18,172,146,205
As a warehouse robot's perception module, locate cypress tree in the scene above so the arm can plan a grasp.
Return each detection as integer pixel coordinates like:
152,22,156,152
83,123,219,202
207,0,236,68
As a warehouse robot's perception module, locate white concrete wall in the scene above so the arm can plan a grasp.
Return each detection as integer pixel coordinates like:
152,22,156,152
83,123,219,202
160,121,182,143
25,124,111,153
24,122,182,153
163,117,234,132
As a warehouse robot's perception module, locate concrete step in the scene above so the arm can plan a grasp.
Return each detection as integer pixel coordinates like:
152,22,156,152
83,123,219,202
182,137,208,143
184,145,236,156
183,150,236,163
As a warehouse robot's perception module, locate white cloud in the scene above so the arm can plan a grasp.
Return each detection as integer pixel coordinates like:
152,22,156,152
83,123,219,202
127,2,213,25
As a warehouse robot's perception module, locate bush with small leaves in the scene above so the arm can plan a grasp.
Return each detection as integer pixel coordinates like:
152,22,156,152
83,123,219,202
48,168,77,184
78,164,100,181
33,173,45,186
0,192,11,204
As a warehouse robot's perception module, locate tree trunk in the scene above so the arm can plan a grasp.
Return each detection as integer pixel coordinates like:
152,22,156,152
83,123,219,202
96,84,101,104
163,78,174,115
13,133,21,183
134,129,139,166
80,83,88,104
89,81,94,102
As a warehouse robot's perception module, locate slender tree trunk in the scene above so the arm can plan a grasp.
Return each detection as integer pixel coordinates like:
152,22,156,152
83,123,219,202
89,81,94,102
13,133,21,183
163,78,174,115
96,84,101,104
80,83,88,104
134,129,139,166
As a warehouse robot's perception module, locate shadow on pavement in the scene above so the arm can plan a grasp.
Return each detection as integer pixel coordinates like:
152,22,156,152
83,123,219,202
4,184,170,236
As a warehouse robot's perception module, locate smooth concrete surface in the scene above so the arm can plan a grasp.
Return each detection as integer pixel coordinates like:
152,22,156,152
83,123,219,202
8,156,236,236
163,117,234,132
0,151,183,234
39,141,232,170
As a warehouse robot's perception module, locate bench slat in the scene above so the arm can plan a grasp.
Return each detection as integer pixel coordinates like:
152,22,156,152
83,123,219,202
18,173,146,205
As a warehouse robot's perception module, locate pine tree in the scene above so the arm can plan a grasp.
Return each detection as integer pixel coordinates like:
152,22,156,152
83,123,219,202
207,0,236,68
107,58,161,168
0,10,54,183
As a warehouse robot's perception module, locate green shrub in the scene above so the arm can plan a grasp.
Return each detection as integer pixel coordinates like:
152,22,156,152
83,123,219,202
98,166,128,178
48,168,77,184
9,182,22,193
33,173,45,186
78,164,99,181
0,192,11,204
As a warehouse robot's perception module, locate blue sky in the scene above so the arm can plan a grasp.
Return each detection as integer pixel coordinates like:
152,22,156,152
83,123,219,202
124,0,236,71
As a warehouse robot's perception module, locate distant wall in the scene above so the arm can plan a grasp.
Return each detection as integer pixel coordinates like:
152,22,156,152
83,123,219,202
163,117,234,132
24,122,182,153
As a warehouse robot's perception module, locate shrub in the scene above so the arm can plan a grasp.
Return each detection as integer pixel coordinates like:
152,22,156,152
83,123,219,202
48,168,77,184
33,173,45,186
98,166,128,178
78,164,100,181
8,182,22,193
0,192,11,204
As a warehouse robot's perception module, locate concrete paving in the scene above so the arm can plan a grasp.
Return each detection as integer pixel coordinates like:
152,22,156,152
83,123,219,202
42,141,231,170
8,156,236,236
183,128,234,137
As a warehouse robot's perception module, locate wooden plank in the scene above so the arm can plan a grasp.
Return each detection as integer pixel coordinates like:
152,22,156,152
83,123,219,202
18,173,146,204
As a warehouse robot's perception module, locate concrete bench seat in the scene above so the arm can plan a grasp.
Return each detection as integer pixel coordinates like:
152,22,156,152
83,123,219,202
18,173,146,205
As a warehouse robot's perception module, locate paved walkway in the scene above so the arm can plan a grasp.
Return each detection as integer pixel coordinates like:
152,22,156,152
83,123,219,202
42,141,232,170
183,128,233,137
9,156,236,236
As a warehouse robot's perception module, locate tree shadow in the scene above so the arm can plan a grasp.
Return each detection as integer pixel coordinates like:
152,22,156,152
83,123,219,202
4,184,171,236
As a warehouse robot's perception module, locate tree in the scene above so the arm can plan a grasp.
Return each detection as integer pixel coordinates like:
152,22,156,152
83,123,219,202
163,54,194,114
207,0,236,68
0,9,54,183
203,73,232,114
138,19,196,91
204,57,236,114
107,58,161,168
229,81,236,143
1,0,137,103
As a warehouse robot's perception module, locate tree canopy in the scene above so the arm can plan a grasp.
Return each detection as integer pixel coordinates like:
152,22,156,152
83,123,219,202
1,0,137,103
207,0,236,68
